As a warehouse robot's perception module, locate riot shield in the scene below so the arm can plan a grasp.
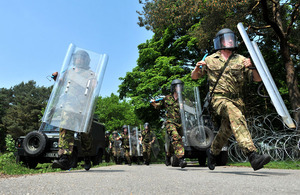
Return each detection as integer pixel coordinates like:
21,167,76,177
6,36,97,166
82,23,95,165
40,43,109,133
176,84,214,150
129,126,142,158
151,131,160,159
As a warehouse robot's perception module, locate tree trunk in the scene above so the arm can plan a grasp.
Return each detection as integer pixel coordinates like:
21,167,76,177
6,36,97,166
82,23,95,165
281,41,300,123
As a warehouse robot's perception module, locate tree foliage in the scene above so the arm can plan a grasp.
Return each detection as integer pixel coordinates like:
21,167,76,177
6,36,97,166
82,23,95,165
136,0,299,121
95,93,143,132
0,81,51,149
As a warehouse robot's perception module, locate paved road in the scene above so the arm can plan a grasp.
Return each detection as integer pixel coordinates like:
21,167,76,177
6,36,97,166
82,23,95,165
1,164,300,195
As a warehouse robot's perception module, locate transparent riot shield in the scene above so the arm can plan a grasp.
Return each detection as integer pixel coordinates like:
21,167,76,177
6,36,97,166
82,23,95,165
40,43,109,133
151,131,160,159
129,126,141,158
176,84,214,150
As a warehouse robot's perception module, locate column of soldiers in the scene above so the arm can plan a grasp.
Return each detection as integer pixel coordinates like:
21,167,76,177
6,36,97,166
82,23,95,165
105,123,156,166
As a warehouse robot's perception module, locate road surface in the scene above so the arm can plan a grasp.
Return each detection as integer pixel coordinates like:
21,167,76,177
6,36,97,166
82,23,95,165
1,164,300,194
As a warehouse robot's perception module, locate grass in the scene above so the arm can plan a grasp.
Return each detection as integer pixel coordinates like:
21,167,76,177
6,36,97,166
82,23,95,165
1,152,300,177
0,152,115,177
228,160,300,170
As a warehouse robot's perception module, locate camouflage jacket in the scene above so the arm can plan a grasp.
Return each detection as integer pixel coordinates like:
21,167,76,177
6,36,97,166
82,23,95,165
121,133,130,147
142,130,155,144
202,51,253,96
156,94,181,124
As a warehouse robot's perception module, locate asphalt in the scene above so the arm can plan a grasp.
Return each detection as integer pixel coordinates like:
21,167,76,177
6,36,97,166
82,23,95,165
1,164,300,195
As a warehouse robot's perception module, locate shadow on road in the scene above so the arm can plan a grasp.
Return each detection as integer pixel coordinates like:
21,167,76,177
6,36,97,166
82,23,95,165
210,170,291,177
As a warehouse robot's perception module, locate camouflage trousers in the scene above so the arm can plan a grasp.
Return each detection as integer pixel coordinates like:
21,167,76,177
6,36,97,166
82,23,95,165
166,122,185,159
142,142,152,162
210,97,257,155
123,147,131,164
58,128,92,156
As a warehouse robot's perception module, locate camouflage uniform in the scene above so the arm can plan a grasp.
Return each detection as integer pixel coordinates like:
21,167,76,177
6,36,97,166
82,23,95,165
201,51,257,155
110,134,122,162
58,112,92,156
156,95,185,159
121,132,131,164
141,129,155,163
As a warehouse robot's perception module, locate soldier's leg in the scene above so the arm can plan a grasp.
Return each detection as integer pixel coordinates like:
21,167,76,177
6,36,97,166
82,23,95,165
58,128,74,156
166,123,184,159
125,148,131,165
52,128,74,170
81,132,93,171
147,144,152,164
142,143,147,163
225,101,257,154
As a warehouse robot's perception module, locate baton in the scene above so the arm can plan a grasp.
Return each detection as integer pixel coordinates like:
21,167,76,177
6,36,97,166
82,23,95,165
199,53,208,69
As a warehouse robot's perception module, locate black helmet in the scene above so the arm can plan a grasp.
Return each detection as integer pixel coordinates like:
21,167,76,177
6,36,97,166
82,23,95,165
112,131,118,135
144,122,150,129
213,28,238,50
105,131,110,135
122,125,128,129
73,50,91,69
170,79,184,93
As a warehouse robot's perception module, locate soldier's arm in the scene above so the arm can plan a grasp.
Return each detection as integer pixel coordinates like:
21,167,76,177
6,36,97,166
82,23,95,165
191,60,207,80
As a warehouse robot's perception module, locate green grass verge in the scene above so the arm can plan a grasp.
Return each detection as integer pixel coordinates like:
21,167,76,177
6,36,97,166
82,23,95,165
0,152,115,176
228,160,300,170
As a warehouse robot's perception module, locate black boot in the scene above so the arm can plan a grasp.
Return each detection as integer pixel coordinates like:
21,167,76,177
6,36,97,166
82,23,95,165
248,151,271,171
206,149,216,170
84,157,91,171
52,155,71,170
179,158,187,168
165,156,171,166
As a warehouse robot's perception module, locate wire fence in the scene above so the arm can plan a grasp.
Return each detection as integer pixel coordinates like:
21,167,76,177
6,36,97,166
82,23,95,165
227,110,300,162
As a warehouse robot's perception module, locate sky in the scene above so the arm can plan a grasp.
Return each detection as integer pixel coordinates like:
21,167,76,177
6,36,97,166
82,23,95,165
0,0,153,97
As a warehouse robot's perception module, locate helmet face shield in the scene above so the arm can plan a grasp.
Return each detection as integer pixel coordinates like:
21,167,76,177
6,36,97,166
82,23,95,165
73,50,91,69
213,32,238,50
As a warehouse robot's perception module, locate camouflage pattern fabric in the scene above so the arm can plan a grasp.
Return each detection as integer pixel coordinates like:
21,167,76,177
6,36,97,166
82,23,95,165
166,122,184,159
203,51,257,155
121,133,131,163
58,128,93,156
156,95,185,159
58,128,74,156
142,129,155,162
110,136,122,157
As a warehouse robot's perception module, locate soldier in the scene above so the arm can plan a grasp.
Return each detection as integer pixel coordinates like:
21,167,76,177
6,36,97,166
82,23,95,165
191,28,271,171
104,131,111,162
120,125,132,166
151,79,187,168
51,50,94,171
110,130,122,164
141,122,156,165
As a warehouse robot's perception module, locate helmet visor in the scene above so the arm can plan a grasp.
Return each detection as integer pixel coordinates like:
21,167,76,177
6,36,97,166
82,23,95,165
213,32,238,50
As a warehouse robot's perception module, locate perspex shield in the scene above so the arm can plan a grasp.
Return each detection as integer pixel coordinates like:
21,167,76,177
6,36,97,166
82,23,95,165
40,43,109,133
177,84,214,150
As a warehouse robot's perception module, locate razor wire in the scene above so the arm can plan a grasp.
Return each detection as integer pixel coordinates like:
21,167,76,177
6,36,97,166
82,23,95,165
227,110,300,162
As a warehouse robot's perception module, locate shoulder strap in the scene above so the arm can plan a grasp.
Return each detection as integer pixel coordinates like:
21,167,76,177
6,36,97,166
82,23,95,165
209,53,234,98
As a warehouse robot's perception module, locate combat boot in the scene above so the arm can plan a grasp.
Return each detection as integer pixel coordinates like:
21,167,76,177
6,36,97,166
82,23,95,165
52,155,71,170
179,158,187,168
248,151,271,171
165,156,171,166
84,156,91,171
206,149,216,170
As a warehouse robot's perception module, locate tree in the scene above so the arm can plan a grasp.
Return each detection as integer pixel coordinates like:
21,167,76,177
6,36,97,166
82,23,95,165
94,93,143,132
137,0,300,122
1,81,51,140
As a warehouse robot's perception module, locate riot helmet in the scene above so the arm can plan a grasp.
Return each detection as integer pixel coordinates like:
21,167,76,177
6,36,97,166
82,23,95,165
213,28,238,51
144,122,150,129
73,50,91,69
170,79,184,93
112,131,118,135
105,131,110,135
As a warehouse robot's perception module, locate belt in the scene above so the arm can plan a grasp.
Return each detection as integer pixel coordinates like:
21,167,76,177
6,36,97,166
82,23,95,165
214,92,241,99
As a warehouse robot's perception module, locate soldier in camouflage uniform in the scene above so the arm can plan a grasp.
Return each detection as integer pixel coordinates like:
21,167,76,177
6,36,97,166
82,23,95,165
110,130,122,164
120,125,132,166
141,122,156,165
51,50,94,171
191,28,270,171
151,79,187,168
104,131,111,162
